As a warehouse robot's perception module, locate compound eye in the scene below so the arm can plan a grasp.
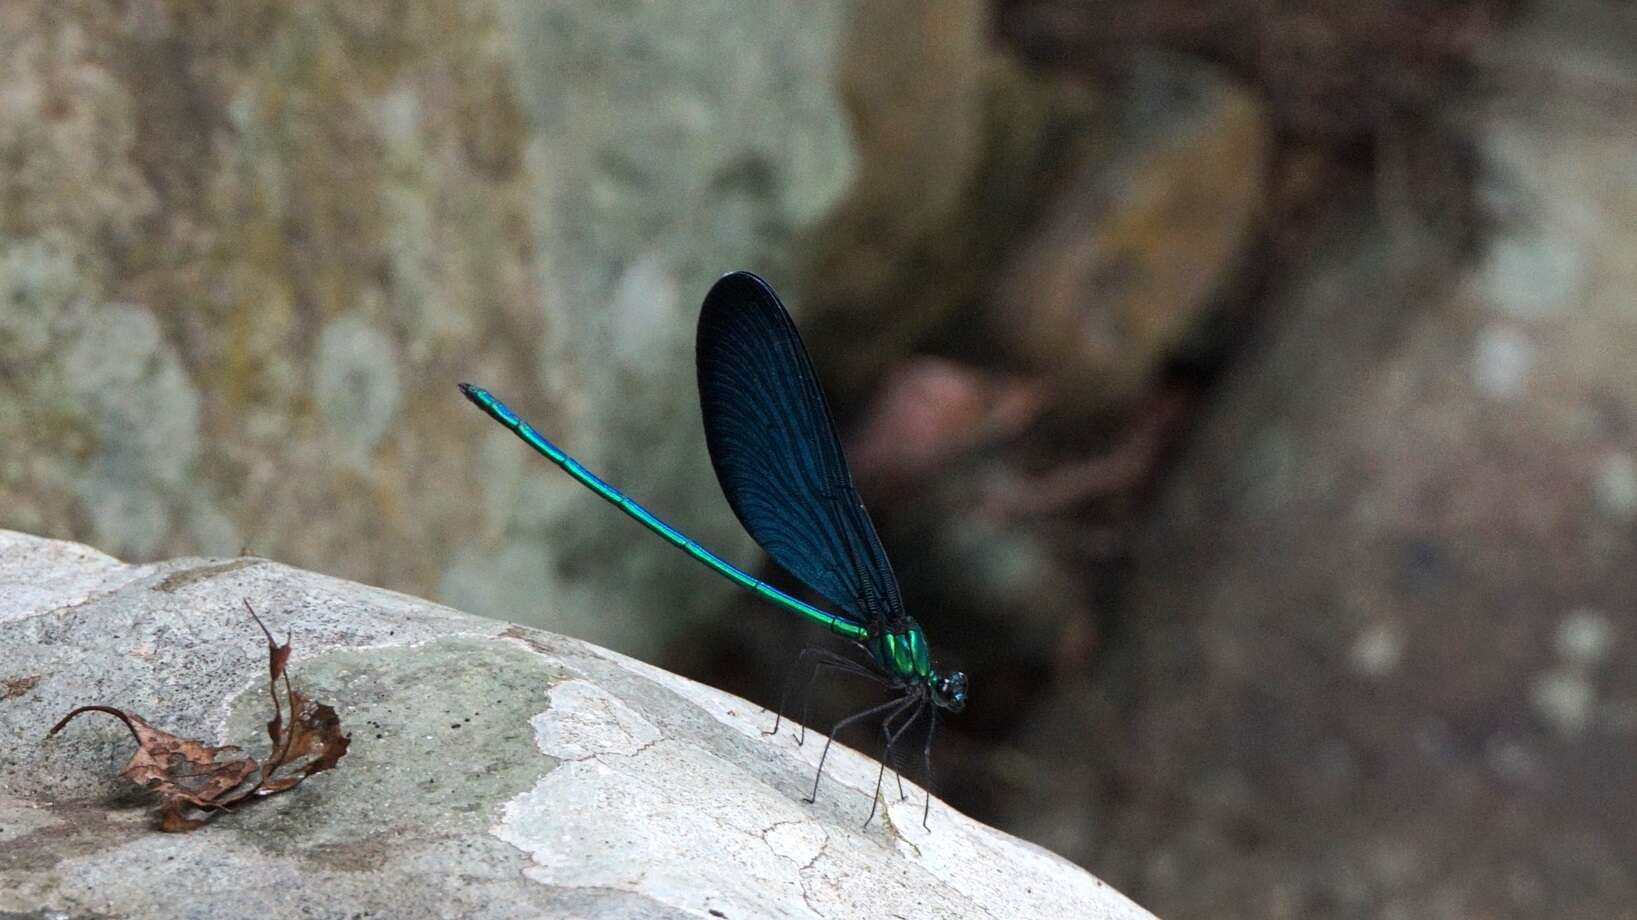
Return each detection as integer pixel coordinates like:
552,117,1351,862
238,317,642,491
935,672,968,712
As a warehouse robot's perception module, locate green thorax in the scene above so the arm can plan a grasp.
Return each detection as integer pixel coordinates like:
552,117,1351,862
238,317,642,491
868,620,933,682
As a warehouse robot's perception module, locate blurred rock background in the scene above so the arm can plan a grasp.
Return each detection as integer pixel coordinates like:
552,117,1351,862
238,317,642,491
3,0,1634,917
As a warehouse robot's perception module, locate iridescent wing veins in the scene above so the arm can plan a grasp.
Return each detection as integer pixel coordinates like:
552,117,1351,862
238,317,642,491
696,271,906,628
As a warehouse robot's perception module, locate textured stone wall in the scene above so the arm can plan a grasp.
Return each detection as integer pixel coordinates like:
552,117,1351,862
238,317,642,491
0,0,854,659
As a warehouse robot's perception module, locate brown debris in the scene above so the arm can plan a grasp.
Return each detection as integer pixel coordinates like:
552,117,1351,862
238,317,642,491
243,599,350,796
48,601,350,831
47,706,260,832
2,674,43,700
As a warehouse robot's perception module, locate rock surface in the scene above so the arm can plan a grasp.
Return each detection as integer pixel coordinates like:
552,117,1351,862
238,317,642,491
989,53,1268,414
0,530,1152,920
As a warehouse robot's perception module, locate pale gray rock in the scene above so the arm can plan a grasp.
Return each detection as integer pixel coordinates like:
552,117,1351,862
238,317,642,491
0,530,1153,920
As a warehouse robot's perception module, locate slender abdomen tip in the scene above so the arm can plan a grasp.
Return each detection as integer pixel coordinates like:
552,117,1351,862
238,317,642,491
461,382,502,413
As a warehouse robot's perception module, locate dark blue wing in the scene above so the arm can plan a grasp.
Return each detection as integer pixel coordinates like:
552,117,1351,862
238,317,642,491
696,271,905,628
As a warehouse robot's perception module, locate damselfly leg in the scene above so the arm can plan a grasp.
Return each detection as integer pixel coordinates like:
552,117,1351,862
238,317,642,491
766,645,882,745
805,694,915,806
867,698,928,826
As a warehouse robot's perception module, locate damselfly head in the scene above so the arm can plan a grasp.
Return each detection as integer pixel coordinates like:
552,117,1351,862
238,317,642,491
932,670,968,713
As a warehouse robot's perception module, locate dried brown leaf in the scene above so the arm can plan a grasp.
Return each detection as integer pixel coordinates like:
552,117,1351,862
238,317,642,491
241,600,350,798
48,705,259,830
48,601,350,831
254,688,350,794
243,598,292,685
